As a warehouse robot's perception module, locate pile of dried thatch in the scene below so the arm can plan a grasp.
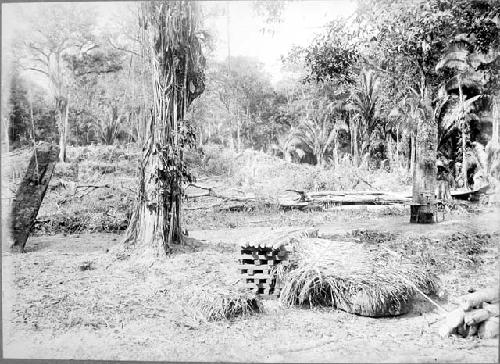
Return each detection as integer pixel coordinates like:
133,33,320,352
194,288,263,322
278,238,438,317
439,288,499,339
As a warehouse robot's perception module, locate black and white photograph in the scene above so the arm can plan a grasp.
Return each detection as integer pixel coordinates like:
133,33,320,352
1,0,499,361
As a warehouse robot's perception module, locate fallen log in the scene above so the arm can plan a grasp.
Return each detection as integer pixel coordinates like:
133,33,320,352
459,288,499,311
10,142,59,252
185,186,412,211
483,302,499,317
325,204,406,212
439,308,465,338
306,195,411,205
464,309,490,326
478,317,499,339
306,190,388,197
286,190,411,205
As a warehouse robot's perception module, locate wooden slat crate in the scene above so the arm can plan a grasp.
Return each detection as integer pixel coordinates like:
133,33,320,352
239,228,318,298
239,245,288,298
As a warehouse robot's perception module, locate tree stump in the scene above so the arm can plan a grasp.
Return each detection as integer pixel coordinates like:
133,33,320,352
10,142,59,252
410,203,436,224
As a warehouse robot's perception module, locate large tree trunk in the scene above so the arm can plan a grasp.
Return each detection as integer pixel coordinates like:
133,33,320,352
124,1,204,256
410,95,438,224
10,142,59,252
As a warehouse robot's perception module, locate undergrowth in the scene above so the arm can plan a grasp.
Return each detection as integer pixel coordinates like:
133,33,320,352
351,228,496,273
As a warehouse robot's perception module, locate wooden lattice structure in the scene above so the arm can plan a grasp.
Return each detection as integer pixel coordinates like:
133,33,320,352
239,228,318,299
240,245,289,299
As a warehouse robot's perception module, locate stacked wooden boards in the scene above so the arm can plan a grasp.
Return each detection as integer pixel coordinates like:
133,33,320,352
239,227,318,299
240,246,289,298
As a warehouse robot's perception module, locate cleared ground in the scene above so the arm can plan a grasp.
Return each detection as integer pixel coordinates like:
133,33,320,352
3,212,499,362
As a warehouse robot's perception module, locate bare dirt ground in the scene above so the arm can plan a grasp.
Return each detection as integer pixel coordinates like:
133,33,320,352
3,211,499,362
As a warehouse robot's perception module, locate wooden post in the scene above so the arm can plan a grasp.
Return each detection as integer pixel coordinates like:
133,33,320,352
10,142,59,252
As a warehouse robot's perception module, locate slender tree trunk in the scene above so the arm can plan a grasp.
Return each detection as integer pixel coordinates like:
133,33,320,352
351,120,360,166
462,128,467,188
410,94,438,224
410,132,416,174
396,124,399,169
316,148,324,168
333,141,339,167
237,116,241,153
458,80,468,189
56,97,68,163
492,94,499,146
386,133,393,167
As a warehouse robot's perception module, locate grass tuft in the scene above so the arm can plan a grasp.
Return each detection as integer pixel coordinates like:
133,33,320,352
194,289,263,322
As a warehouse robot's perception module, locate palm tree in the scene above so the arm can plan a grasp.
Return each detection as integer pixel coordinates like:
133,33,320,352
289,97,345,167
124,1,205,256
436,34,491,188
389,96,422,173
348,69,381,162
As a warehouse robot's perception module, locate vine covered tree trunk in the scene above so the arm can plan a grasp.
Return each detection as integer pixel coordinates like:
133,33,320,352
124,1,205,256
410,94,438,224
10,142,59,252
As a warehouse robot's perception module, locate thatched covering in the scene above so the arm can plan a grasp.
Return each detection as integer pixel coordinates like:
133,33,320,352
279,238,438,317
241,227,319,249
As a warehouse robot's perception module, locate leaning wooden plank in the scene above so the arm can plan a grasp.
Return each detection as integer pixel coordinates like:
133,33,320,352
459,288,499,311
10,142,59,252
